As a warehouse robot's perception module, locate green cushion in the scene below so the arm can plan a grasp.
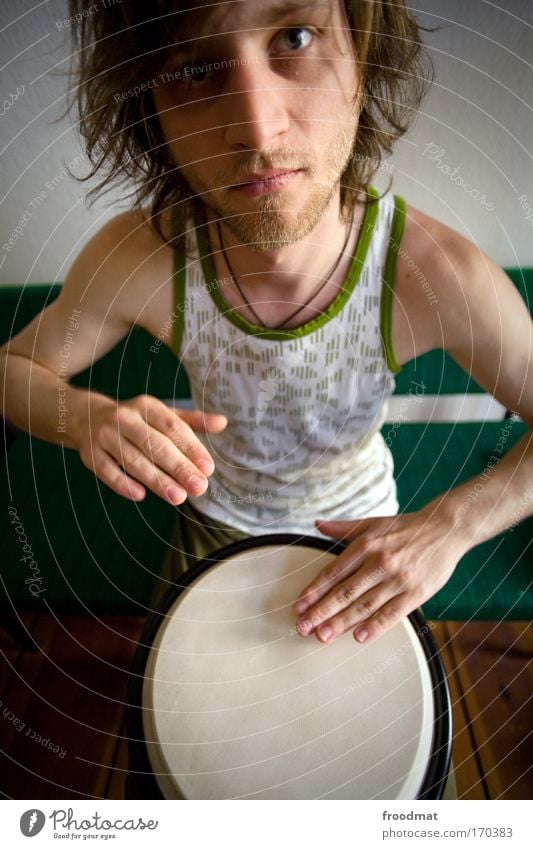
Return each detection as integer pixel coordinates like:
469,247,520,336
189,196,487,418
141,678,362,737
1,434,176,613
388,421,532,620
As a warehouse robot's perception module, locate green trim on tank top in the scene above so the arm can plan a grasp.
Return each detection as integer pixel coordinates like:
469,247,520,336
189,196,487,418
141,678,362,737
186,184,380,342
171,207,187,357
380,194,407,375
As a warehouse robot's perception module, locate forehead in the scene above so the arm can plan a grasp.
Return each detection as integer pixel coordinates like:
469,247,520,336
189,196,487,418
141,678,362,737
160,0,339,42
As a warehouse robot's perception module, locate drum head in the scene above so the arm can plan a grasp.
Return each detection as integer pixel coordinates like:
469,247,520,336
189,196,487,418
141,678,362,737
130,536,451,800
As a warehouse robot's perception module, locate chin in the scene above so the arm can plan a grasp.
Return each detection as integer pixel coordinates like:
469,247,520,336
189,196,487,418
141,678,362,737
224,195,334,252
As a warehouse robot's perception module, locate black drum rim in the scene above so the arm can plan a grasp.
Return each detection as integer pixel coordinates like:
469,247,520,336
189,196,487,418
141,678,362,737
127,533,452,800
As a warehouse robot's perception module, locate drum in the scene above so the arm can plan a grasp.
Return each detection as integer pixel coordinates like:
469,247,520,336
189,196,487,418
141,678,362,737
127,535,452,800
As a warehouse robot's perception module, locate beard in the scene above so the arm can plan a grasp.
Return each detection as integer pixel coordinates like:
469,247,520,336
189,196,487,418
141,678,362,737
179,127,357,252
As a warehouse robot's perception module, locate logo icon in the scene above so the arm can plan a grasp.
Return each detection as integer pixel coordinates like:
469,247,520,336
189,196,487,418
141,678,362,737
256,368,280,425
20,810,45,837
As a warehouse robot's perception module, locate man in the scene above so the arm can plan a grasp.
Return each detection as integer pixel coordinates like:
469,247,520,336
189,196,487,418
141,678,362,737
1,0,532,647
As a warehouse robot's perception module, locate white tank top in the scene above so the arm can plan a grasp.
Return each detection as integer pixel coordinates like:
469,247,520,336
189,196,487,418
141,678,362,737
170,185,406,534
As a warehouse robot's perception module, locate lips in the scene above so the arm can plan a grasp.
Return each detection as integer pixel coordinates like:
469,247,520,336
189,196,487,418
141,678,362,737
247,170,297,182
231,168,302,195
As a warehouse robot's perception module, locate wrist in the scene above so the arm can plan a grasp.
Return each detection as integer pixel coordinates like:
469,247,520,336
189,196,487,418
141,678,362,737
68,388,114,452
419,491,473,555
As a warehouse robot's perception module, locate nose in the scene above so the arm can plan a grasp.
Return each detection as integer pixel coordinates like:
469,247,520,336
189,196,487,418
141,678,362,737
222,58,290,151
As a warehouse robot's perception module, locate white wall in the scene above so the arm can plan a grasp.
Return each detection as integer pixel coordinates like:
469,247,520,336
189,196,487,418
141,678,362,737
374,0,533,272
1,0,532,286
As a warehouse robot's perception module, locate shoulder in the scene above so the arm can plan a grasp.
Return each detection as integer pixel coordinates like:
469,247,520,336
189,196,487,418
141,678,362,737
393,200,533,424
95,204,177,256
68,206,176,337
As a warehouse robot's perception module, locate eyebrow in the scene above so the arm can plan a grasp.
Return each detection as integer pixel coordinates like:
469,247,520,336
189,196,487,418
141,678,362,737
260,0,332,23
173,0,332,54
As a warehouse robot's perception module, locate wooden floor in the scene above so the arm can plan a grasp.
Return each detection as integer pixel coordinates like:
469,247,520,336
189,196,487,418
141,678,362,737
0,614,531,799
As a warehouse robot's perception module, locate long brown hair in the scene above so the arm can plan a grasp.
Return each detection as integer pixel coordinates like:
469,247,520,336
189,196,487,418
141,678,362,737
62,0,434,245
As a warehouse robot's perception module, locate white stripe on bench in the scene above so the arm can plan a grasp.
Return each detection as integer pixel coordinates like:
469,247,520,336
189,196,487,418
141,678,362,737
385,393,508,423
165,394,510,424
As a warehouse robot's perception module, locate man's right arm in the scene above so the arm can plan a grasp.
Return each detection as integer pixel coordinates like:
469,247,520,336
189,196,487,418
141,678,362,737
0,212,227,504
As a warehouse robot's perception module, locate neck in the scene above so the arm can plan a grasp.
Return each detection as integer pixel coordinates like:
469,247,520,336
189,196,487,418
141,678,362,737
206,188,363,298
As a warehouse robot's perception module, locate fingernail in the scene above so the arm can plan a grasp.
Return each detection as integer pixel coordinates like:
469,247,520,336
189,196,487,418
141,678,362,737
188,475,205,490
355,628,369,643
297,619,312,636
167,485,184,504
318,625,332,642
197,458,213,475
294,599,308,614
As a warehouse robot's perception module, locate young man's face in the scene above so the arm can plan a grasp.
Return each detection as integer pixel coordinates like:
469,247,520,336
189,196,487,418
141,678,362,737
152,0,361,250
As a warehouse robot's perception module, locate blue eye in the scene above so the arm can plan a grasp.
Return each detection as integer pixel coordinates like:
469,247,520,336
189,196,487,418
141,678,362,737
187,63,209,82
281,27,313,52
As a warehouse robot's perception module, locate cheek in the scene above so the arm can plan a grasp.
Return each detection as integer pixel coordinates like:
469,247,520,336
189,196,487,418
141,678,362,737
155,105,213,167
293,87,357,155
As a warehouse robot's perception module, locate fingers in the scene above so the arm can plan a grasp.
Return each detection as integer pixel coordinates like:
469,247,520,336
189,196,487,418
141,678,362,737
296,561,385,638
315,518,372,542
91,435,190,505
176,409,228,434
350,594,411,644
294,540,374,615
106,424,207,504
299,585,397,643
120,397,223,488
82,444,147,502
136,413,212,486
140,399,226,476
79,395,229,505
297,581,411,645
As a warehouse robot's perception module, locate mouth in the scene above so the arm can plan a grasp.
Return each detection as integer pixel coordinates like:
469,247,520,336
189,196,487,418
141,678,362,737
230,169,305,196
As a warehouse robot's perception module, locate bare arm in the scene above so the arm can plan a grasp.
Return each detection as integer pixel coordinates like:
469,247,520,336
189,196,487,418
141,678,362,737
1,212,138,442
293,209,533,645
1,212,227,504
404,210,533,544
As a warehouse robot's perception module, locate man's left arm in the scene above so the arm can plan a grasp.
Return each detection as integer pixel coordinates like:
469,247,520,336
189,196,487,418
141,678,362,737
294,215,533,645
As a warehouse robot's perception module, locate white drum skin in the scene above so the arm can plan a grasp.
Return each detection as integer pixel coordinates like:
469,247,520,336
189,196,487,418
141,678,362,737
129,538,452,800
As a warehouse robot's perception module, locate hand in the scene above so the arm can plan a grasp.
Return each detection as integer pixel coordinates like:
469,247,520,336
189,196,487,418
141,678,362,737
293,510,467,644
77,393,227,504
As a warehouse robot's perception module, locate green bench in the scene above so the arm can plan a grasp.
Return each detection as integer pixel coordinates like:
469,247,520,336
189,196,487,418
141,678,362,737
1,273,531,619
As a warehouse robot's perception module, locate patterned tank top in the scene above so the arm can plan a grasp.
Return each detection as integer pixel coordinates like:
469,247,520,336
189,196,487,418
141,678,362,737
170,185,406,534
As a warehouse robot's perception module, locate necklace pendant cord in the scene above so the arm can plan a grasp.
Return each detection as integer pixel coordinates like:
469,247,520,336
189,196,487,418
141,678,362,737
214,211,355,330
